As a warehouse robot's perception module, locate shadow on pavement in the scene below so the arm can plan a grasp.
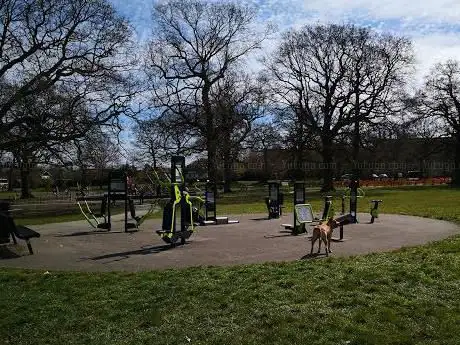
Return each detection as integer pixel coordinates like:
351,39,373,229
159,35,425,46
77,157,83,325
0,245,22,259
86,244,176,262
300,253,327,260
55,230,126,237
264,230,307,239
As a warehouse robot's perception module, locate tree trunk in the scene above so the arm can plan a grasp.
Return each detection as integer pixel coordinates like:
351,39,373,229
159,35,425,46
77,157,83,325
223,155,232,193
7,158,14,192
203,83,218,184
222,114,233,193
263,148,269,179
99,169,103,190
453,131,460,186
321,136,335,192
207,137,218,183
81,167,87,187
352,86,361,179
20,163,32,199
352,120,361,180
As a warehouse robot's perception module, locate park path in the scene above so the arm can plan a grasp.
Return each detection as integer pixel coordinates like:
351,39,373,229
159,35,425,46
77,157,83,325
1,213,459,272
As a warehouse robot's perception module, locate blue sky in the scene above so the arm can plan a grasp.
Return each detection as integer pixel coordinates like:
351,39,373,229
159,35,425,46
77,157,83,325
110,0,460,83
108,0,460,162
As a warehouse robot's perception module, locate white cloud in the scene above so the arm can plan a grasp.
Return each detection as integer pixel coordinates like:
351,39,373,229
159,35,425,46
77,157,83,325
413,33,460,81
251,0,460,83
301,0,460,23
109,0,460,85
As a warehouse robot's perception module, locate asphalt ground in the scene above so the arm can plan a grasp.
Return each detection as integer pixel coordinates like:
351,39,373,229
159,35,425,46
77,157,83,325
1,213,459,272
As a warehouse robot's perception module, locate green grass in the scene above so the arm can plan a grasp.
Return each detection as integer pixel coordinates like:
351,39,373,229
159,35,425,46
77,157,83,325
15,209,164,226
219,185,460,222
16,185,460,225
2,185,460,344
1,240,460,345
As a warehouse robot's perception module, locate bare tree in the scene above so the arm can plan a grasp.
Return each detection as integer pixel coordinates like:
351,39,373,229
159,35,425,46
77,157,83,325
134,116,201,168
212,72,266,191
244,122,283,179
146,0,272,183
0,0,137,152
74,129,120,188
266,24,413,191
346,28,413,167
418,60,460,185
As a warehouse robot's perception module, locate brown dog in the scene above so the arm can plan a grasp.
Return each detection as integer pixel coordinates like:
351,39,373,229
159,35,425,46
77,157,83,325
310,218,340,256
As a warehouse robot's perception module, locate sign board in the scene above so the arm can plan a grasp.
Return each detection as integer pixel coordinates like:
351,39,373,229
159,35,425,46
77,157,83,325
110,179,125,192
206,191,215,203
294,204,314,224
269,183,279,201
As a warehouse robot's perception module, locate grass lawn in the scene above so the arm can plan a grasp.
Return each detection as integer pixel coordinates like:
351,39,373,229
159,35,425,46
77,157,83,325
16,184,460,225
1,185,460,345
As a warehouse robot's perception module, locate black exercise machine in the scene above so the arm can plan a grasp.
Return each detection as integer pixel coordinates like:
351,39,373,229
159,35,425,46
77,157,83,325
333,178,364,241
76,170,157,232
281,181,313,235
340,178,363,224
265,181,284,219
199,181,239,226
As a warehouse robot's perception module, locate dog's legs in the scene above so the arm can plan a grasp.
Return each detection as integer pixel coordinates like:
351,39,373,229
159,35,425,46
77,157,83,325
310,230,318,255
327,233,332,253
323,236,329,256
310,235,316,255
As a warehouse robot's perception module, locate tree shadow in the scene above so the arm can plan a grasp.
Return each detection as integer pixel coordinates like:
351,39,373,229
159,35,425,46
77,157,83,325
264,234,293,239
0,245,22,259
84,243,176,262
264,231,308,239
300,252,327,260
55,230,127,237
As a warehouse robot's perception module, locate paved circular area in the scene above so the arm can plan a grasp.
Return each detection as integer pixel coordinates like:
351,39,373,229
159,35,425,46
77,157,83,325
1,213,459,272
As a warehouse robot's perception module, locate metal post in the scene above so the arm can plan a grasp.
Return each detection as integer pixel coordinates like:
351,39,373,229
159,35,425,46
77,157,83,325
107,172,112,231
321,196,333,220
124,172,128,233
267,181,280,219
349,179,359,223
293,182,305,232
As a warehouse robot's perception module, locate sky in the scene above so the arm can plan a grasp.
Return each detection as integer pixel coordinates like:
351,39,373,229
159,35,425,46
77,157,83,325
108,0,460,161
109,0,460,85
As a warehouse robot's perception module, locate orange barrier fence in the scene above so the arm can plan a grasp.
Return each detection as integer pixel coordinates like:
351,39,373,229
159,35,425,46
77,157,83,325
334,177,452,188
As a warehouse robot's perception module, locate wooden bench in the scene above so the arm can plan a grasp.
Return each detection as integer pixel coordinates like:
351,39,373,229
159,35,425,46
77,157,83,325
0,212,41,255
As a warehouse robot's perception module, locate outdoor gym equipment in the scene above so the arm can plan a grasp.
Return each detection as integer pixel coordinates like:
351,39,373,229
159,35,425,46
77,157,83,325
341,179,365,224
281,183,336,235
370,199,383,223
156,156,195,245
265,181,284,219
330,178,365,241
76,170,158,232
196,181,239,226
282,182,312,235
321,195,335,221
76,194,108,229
